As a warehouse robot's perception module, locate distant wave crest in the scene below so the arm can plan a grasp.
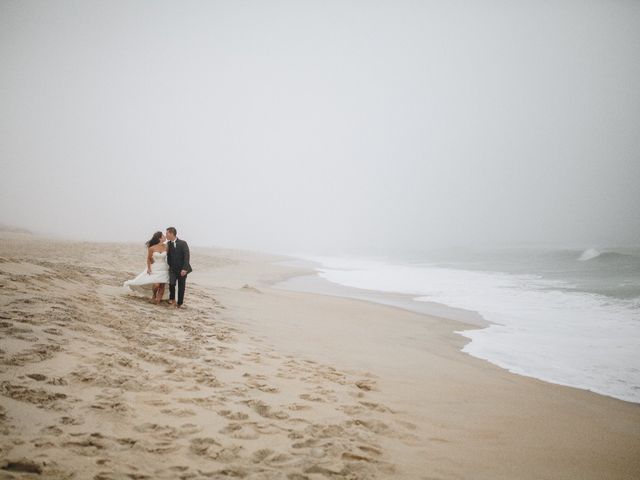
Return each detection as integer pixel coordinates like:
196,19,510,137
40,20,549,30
578,248,601,261
577,249,639,264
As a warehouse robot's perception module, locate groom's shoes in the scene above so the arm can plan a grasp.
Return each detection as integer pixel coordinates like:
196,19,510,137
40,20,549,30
168,299,176,305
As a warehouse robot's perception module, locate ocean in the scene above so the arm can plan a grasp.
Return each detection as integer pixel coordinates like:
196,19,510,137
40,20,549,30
295,246,640,404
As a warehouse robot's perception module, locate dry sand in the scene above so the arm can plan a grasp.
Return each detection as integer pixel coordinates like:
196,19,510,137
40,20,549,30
0,231,639,479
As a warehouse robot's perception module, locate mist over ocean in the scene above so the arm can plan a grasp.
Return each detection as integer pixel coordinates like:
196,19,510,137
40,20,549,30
301,246,640,403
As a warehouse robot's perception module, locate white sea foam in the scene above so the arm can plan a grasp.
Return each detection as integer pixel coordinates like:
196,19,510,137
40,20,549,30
302,255,640,404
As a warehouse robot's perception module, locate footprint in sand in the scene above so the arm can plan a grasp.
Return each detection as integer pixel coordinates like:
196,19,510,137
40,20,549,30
133,422,201,439
189,437,241,462
60,415,84,425
338,404,366,415
160,407,196,417
250,448,293,465
142,398,171,407
40,425,63,435
242,373,280,393
356,444,383,456
62,432,108,456
242,351,265,364
89,392,129,414
219,422,261,440
0,458,43,475
299,393,325,403
177,395,222,410
358,400,394,413
42,327,63,335
355,379,377,391
242,399,290,420
348,418,392,435
299,387,337,403
203,358,237,370
3,343,62,366
217,409,250,420
0,381,68,410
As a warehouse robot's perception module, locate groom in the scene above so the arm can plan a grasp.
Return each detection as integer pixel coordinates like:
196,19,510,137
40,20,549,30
165,227,192,308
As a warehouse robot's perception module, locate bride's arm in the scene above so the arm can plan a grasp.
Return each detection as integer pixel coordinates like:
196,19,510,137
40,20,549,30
146,247,154,274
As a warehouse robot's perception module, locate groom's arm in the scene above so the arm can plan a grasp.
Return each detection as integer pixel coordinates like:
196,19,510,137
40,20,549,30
181,241,190,275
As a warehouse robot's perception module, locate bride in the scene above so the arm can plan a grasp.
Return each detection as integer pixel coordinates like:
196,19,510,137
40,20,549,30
124,231,170,304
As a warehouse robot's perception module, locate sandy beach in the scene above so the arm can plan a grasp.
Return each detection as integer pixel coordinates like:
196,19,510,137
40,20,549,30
1,230,639,479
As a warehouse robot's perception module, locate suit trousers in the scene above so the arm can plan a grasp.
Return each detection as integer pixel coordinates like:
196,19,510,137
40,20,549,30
169,270,187,305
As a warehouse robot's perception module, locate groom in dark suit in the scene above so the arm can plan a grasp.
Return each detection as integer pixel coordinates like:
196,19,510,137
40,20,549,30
165,227,192,308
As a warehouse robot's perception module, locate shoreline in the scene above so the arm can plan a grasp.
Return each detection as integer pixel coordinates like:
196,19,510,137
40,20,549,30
274,270,492,328
1,232,639,479
272,268,640,406
272,255,640,406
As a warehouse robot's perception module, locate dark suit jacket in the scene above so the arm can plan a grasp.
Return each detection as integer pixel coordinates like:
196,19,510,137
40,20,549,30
167,238,193,275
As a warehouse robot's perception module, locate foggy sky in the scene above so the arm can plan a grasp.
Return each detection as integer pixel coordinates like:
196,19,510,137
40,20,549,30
1,0,639,253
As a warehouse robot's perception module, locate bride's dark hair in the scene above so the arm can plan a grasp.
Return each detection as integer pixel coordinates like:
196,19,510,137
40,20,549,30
146,231,163,248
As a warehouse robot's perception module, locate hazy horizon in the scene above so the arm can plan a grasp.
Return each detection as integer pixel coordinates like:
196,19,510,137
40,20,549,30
2,1,639,254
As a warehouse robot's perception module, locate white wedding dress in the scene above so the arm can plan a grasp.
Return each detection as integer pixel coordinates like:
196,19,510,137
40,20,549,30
124,250,170,299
